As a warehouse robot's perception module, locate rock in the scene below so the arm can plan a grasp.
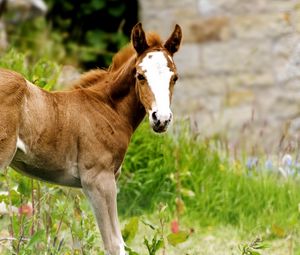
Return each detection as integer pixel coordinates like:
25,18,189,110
197,0,296,15
174,44,203,77
229,13,293,39
183,17,230,43
201,39,273,73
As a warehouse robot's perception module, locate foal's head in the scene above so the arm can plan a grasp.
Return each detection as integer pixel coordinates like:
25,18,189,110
132,23,182,133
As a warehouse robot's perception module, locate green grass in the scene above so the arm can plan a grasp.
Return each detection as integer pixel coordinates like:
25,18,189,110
120,122,300,233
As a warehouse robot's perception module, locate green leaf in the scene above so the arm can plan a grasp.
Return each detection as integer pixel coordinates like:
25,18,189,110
122,217,139,244
144,235,163,255
180,188,195,197
17,178,32,196
26,229,45,248
10,189,21,206
91,0,106,10
253,243,269,249
42,82,53,91
108,5,125,17
125,246,139,255
141,219,156,230
154,239,164,252
167,231,189,246
0,194,8,203
249,251,261,255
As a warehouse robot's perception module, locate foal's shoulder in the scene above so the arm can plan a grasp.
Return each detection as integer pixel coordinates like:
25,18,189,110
0,68,27,103
0,68,26,83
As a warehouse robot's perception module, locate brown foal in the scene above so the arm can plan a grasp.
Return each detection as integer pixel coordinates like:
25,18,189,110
0,23,182,255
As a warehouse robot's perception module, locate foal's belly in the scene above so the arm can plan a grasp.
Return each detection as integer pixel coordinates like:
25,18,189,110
10,150,82,188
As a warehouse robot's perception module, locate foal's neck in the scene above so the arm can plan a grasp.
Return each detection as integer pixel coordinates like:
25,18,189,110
99,57,146,133
110,59,146,132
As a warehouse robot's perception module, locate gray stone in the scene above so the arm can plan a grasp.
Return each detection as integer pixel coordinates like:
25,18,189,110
229,14,294,40
197,0,296,15
274,35,300,83
201,39,273,73
174,43,204,77
181,17,230,43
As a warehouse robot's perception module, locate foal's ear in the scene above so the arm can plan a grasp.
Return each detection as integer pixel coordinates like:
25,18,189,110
164,24,182,55
131,22,149,55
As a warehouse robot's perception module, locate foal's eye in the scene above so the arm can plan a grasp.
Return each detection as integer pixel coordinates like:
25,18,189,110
137,73,146,81
172,75,179,83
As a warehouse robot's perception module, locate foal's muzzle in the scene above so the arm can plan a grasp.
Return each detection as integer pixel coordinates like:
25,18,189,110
150,111,173,133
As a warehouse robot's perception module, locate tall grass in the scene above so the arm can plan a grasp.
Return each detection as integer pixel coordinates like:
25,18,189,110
120,121,300,235
119,122,177,216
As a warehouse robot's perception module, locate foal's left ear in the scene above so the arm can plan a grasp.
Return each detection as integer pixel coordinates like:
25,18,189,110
132,22,149,55
164,24,182,55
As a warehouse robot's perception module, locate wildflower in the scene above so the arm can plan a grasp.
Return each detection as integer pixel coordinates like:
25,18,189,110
0,202,7,215
279,154,295,177
0,201,18,215
246,157,258,170
282,154,292,167
264,159,273,171
171,219,179,234
19,203,33,217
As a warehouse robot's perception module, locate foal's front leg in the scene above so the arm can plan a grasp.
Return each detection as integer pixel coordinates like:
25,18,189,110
81,170,125,255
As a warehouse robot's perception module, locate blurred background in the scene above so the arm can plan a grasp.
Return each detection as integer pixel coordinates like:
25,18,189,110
140,0,300,154
0,0,137,67
1,0,300,153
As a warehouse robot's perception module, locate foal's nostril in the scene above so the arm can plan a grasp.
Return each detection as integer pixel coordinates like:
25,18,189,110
152,111,158,121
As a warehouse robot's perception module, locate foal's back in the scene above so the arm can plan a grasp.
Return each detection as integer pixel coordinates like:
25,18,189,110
0,68,129,187
1,69,85,186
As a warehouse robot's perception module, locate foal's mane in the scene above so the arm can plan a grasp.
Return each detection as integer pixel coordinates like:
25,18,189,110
72,32,163,90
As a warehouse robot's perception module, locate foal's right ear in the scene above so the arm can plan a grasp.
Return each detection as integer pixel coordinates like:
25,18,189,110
164,24,182,56
131,23,149,55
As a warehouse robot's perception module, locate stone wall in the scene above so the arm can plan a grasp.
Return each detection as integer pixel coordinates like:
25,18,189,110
140,0,300,151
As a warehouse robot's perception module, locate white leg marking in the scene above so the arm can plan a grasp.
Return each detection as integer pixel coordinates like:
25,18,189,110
16,137,27,153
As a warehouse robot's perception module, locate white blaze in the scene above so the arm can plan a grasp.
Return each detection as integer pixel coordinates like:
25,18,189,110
139,51,173,119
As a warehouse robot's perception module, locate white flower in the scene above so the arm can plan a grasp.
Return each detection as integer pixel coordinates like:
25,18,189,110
282,154,293,167
0,201,18,215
